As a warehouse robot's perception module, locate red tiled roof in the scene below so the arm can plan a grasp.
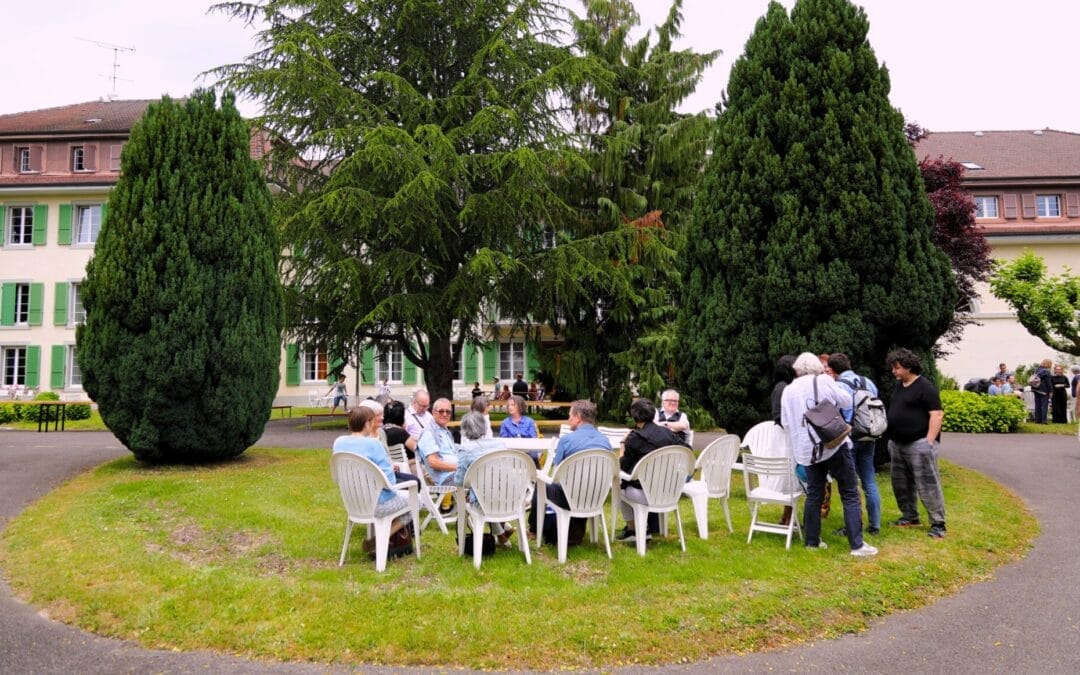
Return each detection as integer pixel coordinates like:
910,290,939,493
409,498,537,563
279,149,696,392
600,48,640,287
914,130,1080,180
0,100,153,136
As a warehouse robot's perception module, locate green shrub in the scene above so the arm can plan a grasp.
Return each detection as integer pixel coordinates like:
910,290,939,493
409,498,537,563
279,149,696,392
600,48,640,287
941,390,1027,433
0,403,16,424
66,403,92,421
34,391,60,401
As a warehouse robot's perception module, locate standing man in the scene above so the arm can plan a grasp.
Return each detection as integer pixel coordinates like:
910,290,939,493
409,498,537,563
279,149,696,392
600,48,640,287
781,353,876,556
404,389,434,442
326,374,348,414
416,398,460,485
654,389,691,444
829,353,882,536
988,362,1010,383
512,372,529,398
885,348,947,538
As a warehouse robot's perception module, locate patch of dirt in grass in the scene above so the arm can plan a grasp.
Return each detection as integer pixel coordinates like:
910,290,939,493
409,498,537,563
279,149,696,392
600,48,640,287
146,521,294,575
557,560,608,584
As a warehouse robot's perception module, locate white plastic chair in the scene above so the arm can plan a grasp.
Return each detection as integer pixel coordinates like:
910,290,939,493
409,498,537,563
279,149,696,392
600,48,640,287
597,426,629,450
456,450,536,569
742,454,804,549
330,453,421,572
413,452,458,535
535,448,618,563
682,434,741,539
558,423,573,438
618,445,696,556
386,443,408,466
742,421,800,494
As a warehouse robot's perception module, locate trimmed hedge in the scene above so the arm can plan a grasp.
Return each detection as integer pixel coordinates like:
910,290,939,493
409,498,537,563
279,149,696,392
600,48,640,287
0,403,16,424
941,390,1027,433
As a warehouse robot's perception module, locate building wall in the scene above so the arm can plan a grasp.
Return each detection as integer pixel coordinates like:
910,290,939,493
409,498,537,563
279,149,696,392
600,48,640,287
936,236,1080,382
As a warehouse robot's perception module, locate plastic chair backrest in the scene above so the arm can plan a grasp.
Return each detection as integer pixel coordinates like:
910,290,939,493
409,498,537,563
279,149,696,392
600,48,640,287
742,454,798,491
696,434,740,497
463,450,536,520
552,448,617,512
386,443,408,465
331,453,389,519
631,445,696,508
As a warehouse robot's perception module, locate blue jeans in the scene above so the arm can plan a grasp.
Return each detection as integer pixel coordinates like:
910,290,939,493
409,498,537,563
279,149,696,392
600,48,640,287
803,444,864,550
1033,392,1049,423
853,441,881,530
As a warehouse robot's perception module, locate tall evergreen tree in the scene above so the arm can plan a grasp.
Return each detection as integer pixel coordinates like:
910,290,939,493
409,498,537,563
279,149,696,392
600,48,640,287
678,0,956,434
209,0,663,401
534,0,717,417
78,91,282,463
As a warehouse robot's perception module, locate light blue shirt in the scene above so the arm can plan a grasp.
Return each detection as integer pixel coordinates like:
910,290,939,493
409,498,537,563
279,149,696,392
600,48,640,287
417,424,460,485
988,384,1004,395
835,370,879,423
499,415,537,438
332,435,397,503
553,423,612,466
455,437,507,501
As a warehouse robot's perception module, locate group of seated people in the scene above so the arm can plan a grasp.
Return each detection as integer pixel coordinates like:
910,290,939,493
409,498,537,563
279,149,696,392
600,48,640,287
330,387,696,556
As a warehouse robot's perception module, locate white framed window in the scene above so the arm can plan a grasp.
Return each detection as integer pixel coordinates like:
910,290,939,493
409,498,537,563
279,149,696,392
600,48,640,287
452,345,464,382
1036,195,1061,217
301,349,328,382
70,284,86,325
974,196,998,219
18,147,31,173
1,346,27,386
376,345,403,383
13,284,30,325
8,206,34,245
499,341,526,381
75,205,102,245
72,147,86,172
68,345,82,388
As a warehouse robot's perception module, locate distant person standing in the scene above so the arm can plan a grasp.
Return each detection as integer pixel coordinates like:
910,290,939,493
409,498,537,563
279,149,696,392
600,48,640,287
1050,364,1070,424
327,374,348,413
1070,366,1080,399
377,378,392,399
885,348,946,538
471,381,483,399
512,372,529,398
988,362,1010,383
1033,359,1053,424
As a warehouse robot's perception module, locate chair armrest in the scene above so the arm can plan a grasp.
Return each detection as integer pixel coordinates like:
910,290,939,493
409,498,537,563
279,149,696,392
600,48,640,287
619,470,632,481
536,473,553,485
392,481,417,497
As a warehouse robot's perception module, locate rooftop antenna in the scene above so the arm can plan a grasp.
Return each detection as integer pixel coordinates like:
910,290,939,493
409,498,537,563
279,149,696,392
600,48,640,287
77,38,135,100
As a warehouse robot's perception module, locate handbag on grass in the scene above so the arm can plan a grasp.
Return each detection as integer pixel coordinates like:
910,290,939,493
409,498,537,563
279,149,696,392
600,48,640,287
804,376,851,463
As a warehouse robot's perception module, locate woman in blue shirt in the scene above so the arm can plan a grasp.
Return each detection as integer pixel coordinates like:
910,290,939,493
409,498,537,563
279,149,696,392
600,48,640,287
332,407,412,532
499,395,537,438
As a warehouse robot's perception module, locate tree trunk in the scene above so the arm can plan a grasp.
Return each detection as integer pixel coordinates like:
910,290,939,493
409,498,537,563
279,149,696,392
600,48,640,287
424,334,455,402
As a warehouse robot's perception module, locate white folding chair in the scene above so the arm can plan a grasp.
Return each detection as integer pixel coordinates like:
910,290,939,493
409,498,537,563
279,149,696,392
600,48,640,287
536,448,618,563
413,451,458,535
457,450,536,569
682,434,740,539
742,454,804,549
618,445,696,556
330,453,421,572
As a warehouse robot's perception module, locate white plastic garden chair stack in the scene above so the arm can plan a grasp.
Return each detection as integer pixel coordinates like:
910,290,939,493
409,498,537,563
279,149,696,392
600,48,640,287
682,434,740,539
618,445,696,556
456,450,536,569
330,453,421,572
535,448,619,563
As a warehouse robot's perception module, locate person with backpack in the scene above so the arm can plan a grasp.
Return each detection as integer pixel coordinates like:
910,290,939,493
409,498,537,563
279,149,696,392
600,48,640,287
829,353,883,536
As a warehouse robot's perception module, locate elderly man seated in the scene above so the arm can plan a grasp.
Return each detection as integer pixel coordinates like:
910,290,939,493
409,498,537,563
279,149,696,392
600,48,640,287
654,389,691,444
416,397,459,485
530,399,611,545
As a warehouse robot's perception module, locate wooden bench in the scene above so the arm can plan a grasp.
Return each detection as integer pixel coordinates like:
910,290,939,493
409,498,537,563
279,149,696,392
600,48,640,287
304,411,348,430
270,405,293,419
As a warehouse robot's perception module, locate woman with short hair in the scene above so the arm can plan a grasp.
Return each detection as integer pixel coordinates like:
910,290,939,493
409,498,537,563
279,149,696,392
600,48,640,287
499,395,537,439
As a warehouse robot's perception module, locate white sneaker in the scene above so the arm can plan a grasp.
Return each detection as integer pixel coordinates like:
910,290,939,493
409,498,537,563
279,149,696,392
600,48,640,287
806,541,828,550
851,544,878,557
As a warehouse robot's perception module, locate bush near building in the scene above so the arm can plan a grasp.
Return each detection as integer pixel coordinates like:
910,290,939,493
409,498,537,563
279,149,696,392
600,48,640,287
940,390,1027,433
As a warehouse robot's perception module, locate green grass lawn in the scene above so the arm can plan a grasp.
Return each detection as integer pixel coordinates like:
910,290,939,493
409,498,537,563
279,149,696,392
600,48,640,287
0,447,1034,669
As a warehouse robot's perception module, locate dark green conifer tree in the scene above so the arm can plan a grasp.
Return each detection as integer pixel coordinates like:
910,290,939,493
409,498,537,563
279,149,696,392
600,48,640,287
78,91,283,463
678,0,956,433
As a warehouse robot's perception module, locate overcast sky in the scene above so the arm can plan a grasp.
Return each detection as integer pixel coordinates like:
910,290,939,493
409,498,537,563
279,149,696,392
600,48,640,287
4,0,1077,133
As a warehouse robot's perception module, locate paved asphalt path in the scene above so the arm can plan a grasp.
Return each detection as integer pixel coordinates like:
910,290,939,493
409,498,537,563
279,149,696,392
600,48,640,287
1,422,1078,673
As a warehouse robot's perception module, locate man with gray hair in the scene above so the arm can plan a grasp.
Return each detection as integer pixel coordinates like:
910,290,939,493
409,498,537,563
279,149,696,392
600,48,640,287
654,388,690,443
780,352,877,556
404,389,434,441
416,397,459,485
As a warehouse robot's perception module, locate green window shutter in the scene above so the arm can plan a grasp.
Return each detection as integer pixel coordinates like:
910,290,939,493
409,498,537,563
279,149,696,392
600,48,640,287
0,206,5,236
32,204,47,245
28,283,44,326
54,282,69,325
526,341,540,379
464,345,478,384
483,342,498,383
403,354,417,385
101,202,108,228
50,345,66,389
0,283,14,326
285,344,300,386
25,346,41,388
58,204,73,245
362,347,374,384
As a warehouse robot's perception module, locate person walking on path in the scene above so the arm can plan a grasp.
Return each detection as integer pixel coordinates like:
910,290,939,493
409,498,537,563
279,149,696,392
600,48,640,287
885,348,947,538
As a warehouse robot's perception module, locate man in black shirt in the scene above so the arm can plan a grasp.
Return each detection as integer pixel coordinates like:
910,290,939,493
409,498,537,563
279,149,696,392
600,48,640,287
512,372,529,399
885,348,946,538
616,398,688,542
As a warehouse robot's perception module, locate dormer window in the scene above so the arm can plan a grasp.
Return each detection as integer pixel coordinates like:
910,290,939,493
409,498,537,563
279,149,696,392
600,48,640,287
18,147,31,172
14,145,42,173
1036,195,1061,218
